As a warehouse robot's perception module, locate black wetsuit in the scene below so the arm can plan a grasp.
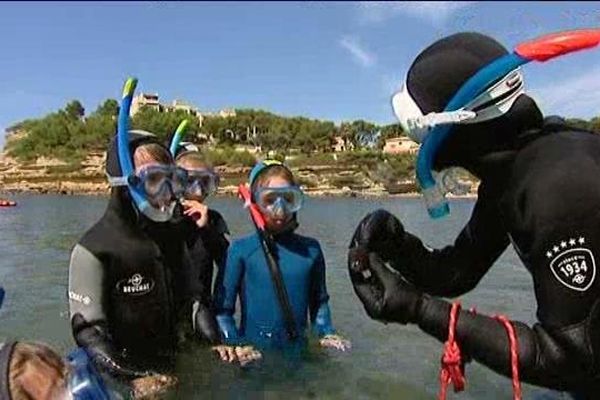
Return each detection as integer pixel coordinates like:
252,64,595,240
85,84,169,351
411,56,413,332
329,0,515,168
171,205,229,306
384,118,600,397
68,134,219,381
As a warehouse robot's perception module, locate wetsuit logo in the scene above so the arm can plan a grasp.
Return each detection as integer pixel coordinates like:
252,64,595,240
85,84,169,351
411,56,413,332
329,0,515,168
547,237,596,292
116,273,155,296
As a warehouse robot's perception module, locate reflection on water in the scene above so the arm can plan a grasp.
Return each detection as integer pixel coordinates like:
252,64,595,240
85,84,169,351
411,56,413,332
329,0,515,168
0,194,542,399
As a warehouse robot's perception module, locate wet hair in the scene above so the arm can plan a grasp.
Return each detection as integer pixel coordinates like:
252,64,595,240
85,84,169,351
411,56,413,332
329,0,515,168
251,165,296,193
9,342,68,400
175,152,210,170
133,143,172,169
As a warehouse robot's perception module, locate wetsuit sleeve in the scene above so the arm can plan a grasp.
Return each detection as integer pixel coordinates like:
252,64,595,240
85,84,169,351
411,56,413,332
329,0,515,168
214,242,244,345
309,243,336,337
68,244,150,381
417,296,591,392
395,183,510,297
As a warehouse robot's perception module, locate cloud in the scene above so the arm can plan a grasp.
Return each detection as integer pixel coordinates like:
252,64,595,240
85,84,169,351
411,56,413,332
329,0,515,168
339,36,376,67
357,1,476,26
529,66,600,119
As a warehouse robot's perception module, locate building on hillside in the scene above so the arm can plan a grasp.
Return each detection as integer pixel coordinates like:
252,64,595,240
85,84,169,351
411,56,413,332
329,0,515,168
129,93,233,127
219,108,236,118
131,93,161,115
382,136,419,155
332,136,354,152
165,100,204,125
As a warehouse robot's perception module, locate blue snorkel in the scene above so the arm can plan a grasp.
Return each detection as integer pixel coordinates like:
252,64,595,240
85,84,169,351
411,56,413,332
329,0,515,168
417,53,528,218
116,78,146,214
169,119,190,156
416,28,600,219
115,78,177,222
66,348,113,400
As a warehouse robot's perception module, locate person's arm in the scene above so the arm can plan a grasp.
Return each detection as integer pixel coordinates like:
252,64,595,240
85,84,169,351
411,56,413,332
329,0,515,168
309,244,336,337
68,244,150,381
352,182,509,298
213,242,244,345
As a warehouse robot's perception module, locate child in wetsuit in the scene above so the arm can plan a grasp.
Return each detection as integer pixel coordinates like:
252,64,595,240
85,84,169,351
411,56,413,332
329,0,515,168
174,146,262,365
214,160,351,355
174,144,229,296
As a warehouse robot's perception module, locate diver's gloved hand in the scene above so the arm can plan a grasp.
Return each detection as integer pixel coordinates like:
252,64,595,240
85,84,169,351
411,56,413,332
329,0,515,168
348,247,424,325
192,301,222,345
350,209,406,267
71,314,153,380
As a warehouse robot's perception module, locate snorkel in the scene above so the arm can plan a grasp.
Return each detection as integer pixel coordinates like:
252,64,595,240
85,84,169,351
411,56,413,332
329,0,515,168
169,119,190,156
115,77,177,222
413,29,600,219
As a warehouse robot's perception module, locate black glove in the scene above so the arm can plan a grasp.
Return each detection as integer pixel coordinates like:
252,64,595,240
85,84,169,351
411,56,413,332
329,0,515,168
192,301,222,345
71,314,152,381
348,247,423,325
350,209,406,266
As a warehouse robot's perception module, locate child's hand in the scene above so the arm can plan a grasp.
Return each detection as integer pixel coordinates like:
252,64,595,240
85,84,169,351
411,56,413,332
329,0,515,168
131,374,178,399
182,200,209,228
319,334,351,352
235,345,262,366
212,345,237,363
212,345,262,366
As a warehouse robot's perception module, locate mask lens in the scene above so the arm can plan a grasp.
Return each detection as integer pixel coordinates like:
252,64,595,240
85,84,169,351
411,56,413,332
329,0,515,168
185,169,219,198
255,186,304,215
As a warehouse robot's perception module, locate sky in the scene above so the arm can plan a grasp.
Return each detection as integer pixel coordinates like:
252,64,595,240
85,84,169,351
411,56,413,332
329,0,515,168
1,1,599,147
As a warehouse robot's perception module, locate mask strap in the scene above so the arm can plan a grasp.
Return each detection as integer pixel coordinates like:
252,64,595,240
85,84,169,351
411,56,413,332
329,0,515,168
106,175,129,187
406,109,476,131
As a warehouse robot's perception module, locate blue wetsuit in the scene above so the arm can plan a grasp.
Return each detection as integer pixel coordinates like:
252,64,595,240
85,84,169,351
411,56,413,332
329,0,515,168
214,230,336,350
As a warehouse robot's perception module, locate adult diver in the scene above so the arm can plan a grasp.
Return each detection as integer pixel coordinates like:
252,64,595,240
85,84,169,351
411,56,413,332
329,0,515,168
348,30,600,399
67,78,223,394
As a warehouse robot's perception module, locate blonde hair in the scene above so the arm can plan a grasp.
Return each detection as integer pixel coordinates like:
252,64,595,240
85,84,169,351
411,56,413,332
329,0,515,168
176,152,210,170
9,342,69,400
133,143,172,168
251,165,296,193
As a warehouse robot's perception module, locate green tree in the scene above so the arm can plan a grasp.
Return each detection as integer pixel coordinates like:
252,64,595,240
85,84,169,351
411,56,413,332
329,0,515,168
65,100,85,120
94,99,119,117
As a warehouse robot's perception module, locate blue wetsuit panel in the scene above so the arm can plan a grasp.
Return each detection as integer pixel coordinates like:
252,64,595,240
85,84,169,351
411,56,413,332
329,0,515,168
214,232,335,349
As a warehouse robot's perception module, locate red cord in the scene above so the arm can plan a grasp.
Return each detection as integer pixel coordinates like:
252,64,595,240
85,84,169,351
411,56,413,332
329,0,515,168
438,303,522,400
494,315,522,400
439,302,466,400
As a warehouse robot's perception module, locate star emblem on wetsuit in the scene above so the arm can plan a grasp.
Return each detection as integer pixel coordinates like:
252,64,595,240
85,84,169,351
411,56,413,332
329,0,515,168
546,251,553,259
561,241,567,248
569,239,577,246
553,246,560,253
579,237,585,245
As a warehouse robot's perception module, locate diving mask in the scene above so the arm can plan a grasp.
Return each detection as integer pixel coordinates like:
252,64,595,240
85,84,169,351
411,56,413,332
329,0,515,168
254,186,304,217
66,348,114,400
183,168,220,200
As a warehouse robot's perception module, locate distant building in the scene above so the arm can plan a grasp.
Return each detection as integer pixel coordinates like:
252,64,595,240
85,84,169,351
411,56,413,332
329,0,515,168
332,136,354,152
131,93,161,115
219,108,236,118
165,100,203,125
129,93,234,126
382,136,419,155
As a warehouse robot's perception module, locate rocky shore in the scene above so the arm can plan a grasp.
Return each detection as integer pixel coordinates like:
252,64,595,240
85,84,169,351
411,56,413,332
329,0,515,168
0,151,478,199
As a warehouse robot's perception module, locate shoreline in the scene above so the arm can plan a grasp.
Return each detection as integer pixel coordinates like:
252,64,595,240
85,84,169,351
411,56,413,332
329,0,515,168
0,185,478,200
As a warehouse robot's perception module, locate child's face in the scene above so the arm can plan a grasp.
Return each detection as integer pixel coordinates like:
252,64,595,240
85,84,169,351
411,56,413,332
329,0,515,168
177,158,218,202
260,176,294,232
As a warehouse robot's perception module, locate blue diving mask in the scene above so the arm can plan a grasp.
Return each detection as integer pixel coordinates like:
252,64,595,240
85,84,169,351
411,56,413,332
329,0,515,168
66,348,113,400
109,164,187,220
254,186,304,217
113,78,181,223
183,169,220,200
